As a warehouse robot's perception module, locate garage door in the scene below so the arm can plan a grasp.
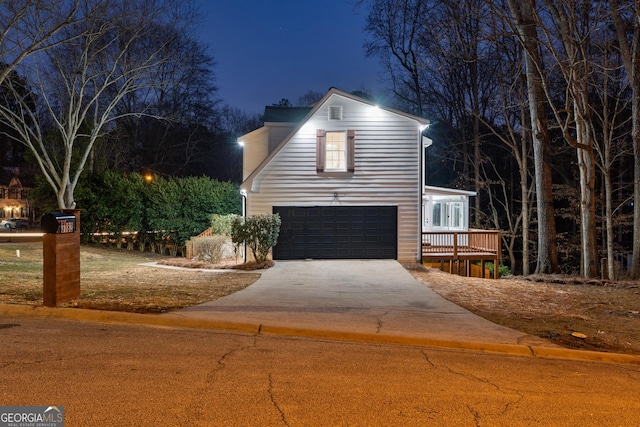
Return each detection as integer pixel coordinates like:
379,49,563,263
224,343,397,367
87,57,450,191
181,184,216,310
272,206,397,260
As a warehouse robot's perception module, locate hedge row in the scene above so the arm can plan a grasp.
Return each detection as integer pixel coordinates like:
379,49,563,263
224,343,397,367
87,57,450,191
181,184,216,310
76,171,240,254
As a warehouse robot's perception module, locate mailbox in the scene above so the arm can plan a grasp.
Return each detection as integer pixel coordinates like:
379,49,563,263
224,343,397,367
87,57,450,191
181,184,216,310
41,212,76,234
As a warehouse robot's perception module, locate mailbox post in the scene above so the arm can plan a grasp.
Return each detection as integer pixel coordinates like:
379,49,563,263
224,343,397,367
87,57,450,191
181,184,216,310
42,209,81,307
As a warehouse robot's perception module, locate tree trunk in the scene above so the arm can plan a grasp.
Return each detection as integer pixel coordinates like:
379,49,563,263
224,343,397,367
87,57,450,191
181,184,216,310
521,92,530,276
632,92,640,278
609,0,640,278
508,0,558,273
576,139,598,278
604,160,616,280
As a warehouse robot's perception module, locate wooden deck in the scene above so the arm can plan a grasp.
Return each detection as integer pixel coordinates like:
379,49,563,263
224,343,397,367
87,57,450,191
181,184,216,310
422,230,501,278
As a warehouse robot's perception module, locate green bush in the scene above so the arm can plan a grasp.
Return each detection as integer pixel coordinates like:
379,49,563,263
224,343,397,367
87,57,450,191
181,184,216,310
75,172,241,254
210,214,238,236
231,214,281,263
485,262,511,278
192,235,229,263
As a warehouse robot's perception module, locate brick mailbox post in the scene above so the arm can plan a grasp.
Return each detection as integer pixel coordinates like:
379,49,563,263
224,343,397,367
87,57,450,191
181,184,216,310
42,209,81,307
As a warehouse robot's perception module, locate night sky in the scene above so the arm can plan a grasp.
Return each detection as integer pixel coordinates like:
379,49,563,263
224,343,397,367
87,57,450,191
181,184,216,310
195,0,383,113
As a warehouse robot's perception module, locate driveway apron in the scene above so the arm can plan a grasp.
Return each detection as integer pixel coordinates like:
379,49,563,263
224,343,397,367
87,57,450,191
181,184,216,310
168,260,548,346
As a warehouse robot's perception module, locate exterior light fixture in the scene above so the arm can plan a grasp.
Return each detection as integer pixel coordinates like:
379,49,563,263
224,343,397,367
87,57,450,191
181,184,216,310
238,140,245,147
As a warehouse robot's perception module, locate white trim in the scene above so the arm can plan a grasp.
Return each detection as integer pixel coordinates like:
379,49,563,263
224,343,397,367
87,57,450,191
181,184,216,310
423,185,476,197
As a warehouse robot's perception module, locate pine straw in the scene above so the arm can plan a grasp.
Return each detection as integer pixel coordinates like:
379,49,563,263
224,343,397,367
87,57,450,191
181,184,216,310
404,263,640,354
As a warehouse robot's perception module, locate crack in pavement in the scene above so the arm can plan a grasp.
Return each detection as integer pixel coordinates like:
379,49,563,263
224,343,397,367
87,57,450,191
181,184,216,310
466,404,481,427
420,349,436,368
268,373,289,426
421,349,525,421
375,317,383,334
188,333,261,422
375,311,389,334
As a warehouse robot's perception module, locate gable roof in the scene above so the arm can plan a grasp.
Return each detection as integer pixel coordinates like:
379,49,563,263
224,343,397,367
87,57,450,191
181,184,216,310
240,87,430,192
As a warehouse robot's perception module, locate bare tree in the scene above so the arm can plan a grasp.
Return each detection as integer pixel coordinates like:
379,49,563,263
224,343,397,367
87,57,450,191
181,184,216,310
296,90,324,107
0,0,196,208
109,31,220,177
364,0,501,225
505,0,559,274
362,0,431,117
609,0,640,279
587,23,635,280
0,0,85,85
473,20,535,274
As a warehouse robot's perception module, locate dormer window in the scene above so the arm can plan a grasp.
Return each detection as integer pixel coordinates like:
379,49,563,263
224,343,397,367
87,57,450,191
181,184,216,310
328,105,343,120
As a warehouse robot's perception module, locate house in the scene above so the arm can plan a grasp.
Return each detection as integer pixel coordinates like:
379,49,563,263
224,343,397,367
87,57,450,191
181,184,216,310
1,174,31,221
239,87,492,267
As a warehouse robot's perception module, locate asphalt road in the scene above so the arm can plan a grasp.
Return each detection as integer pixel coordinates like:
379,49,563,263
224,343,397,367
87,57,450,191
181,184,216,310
1,317,639,426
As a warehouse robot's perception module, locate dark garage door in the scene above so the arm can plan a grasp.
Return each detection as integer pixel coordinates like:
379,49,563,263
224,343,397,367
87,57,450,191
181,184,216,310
272,206,397,260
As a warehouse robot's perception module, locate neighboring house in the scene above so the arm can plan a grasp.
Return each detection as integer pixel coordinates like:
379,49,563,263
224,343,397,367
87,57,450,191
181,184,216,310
239,87,484,264
0,175,31,221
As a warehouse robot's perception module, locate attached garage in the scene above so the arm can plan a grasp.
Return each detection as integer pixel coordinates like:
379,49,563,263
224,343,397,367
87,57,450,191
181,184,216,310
273,206,397,260
239,88,428,262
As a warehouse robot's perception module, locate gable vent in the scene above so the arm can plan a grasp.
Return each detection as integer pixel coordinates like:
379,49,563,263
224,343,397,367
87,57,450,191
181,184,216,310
328,105,343,120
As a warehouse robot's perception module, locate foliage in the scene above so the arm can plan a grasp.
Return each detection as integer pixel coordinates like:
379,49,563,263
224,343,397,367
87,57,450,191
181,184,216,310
231,214,281,263
74,172,240,253
105,32,221,178
192,235,229,263
484,262,511,279
210,214,239,236
141,175,240,253
78,171,144,246
0,0,208,208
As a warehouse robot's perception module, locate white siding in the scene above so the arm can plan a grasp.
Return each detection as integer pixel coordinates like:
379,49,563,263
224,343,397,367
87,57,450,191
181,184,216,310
241,128,268,181
246,93,422,262
267,124,296,153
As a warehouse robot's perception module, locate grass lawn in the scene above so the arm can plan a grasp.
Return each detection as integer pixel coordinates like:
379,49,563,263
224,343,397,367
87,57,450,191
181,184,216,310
0,243,260,313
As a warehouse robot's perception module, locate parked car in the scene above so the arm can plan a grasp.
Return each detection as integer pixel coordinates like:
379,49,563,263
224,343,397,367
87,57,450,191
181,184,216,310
0,218,30,230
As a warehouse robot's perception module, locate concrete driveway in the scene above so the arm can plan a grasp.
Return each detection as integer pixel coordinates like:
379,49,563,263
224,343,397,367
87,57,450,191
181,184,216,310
169,260,552,348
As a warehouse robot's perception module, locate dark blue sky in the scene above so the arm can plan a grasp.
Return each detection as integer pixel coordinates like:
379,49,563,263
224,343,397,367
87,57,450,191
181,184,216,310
195,0,384,113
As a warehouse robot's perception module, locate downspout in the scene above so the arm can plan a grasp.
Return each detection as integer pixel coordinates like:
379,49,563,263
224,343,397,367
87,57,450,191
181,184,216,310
240,188,247,263
418,124,430,262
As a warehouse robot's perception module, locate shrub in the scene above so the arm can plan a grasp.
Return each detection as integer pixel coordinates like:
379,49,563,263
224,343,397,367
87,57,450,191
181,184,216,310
485,262,511,278
192,235,229,263
231,214,281,264
210,214,238,236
